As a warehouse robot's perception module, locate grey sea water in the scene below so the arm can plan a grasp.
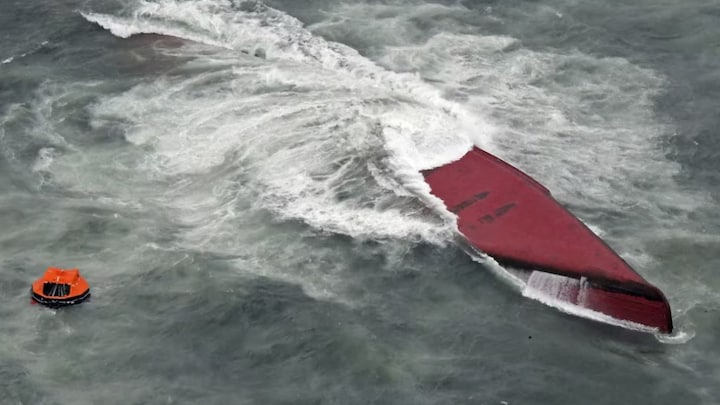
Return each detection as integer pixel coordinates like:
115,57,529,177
1,0,719,404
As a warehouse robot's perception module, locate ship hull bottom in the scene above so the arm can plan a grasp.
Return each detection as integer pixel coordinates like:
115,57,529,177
510,267,671,332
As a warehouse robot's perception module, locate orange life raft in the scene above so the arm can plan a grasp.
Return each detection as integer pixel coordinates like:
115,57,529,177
31,267,90,307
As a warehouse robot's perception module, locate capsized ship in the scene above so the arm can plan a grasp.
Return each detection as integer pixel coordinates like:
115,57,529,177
422,147,673,333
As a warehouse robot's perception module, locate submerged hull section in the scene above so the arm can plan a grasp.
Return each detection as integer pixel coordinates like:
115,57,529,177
423,147,672,333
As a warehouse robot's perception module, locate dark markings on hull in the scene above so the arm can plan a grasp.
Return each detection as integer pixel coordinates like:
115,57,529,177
477,202,517,224
480,214,495,224
450,191,490,214
494,202,516,218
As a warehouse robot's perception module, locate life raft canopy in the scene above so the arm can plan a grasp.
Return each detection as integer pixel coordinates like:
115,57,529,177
31,267,90,307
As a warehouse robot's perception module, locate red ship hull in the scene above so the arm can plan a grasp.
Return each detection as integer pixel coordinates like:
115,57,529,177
423,147,672,333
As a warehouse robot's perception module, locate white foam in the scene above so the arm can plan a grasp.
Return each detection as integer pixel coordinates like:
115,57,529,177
655,328,696,344
32,147,56,178
82,0,489,250
0,41,50,65
465,247,526,292
81,1,489,170
377,30,708,219
81,11,231,49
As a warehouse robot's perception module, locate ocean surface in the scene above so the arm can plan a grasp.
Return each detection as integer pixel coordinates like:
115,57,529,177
1,0,719,403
